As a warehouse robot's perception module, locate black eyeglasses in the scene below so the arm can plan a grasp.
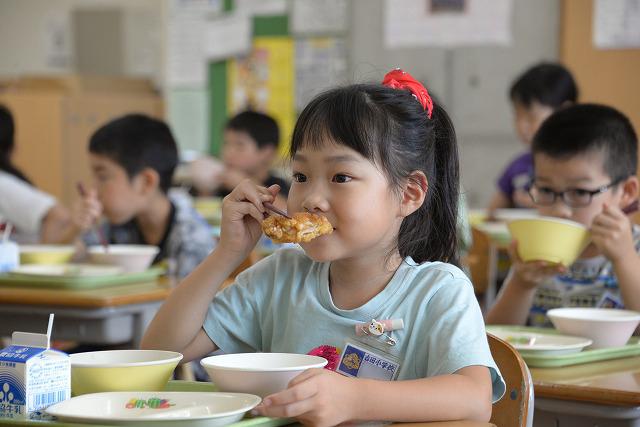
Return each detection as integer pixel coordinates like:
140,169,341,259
528,177,626,208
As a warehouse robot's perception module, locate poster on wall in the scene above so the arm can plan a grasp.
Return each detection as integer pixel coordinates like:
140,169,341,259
227,37,295,157
295,38,348,111
593,0,640,49
166,0,223,87
384,0,512,47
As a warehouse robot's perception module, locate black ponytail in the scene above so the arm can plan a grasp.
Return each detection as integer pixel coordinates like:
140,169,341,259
291,83,460,265
399,103,459,265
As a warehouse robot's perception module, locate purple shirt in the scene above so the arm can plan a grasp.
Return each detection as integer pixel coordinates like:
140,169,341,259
497,152,533,207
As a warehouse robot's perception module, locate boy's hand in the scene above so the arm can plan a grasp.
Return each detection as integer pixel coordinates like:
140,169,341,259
71,188,103,232
219,180,280,259
255,368,356,427
509,240,566,290
591,203,635,263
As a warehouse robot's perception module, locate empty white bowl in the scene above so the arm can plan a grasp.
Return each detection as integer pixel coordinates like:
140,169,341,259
88,244,159,273
200,353,327,397
547,307,640,349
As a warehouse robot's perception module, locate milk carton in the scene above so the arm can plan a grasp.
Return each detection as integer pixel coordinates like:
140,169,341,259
0,315,70,419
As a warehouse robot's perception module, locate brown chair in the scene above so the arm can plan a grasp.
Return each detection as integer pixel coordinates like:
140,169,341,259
468,226,491,295
488,333,534,427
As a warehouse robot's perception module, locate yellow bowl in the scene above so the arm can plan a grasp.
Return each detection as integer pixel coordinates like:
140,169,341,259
194,197,223,225
70,350,183,396
19,245,75,264
507,216,590,266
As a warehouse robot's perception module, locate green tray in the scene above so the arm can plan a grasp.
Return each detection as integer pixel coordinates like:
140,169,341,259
0,381,292,427
487,325,640,368
0,267,164,290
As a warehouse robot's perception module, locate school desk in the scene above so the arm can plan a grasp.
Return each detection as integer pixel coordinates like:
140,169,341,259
531,355,640,426
469,223,510,311
0,278,173,348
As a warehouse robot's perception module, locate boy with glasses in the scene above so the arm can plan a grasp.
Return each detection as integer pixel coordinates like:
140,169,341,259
487,104,639,327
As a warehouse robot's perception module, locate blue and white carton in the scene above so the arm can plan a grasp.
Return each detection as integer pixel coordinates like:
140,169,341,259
0,315,70,419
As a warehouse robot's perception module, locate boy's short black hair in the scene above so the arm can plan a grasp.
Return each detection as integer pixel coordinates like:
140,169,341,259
89,114,178,193
532,104,638,181
510,62,578,109
225,111,279,149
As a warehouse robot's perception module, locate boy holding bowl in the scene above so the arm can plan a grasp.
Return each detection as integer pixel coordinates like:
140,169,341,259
486,104,640,327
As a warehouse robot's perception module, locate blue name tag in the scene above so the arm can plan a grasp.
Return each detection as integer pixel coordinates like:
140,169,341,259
336,342,399,381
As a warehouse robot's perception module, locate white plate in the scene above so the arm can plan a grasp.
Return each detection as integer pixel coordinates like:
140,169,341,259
45,391,261,427
487,326,593,356
10,264,123,277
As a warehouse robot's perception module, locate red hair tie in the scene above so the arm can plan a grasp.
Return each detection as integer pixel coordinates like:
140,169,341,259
382,68,434,119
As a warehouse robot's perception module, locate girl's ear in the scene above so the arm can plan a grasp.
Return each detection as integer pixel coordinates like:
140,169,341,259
399,171,428,218
134,167,161,195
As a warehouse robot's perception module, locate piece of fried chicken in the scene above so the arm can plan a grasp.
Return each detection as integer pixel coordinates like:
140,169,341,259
262,212,333,244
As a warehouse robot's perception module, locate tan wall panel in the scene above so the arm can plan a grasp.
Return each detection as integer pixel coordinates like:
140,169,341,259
561,0,640,138
0,92,65,197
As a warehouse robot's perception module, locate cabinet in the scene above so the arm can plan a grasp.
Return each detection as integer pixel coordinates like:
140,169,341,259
0,75,163,206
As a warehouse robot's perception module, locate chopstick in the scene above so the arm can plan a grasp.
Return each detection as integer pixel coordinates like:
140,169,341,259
76,182,110,250
263,202,292,219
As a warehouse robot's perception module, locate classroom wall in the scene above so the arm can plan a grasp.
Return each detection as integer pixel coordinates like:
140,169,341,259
0,0,562,207
0,0,162,85
560,0,640,144
348,0,561,207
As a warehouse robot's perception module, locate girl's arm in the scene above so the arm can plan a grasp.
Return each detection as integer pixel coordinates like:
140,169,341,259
141,180,280,360
257,365,493,424
140,247,243,359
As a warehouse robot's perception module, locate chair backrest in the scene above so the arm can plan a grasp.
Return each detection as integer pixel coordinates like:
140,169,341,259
488,333,534,427
468,227,491,294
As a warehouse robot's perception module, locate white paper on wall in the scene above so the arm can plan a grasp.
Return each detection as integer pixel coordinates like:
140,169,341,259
166,0,222,87
204,13,251,62
593,0,640,49
384,0,513,48
291,0,349,35
234,0,288,16
295,38,348,110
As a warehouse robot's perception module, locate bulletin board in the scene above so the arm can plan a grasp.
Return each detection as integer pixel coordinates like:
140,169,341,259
208,15,294,156
227,36,295,158
560,0,640,143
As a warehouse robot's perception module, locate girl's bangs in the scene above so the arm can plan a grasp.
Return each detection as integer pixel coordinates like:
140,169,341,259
290,88,383,162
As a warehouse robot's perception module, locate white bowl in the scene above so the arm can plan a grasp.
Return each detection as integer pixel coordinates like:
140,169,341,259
493,209,539,221
547,308,640,349
88,244,159,273
201,353,327,397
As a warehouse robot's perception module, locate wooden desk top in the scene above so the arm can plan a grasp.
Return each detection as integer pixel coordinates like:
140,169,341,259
0,278,174,308
531,355,640,406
